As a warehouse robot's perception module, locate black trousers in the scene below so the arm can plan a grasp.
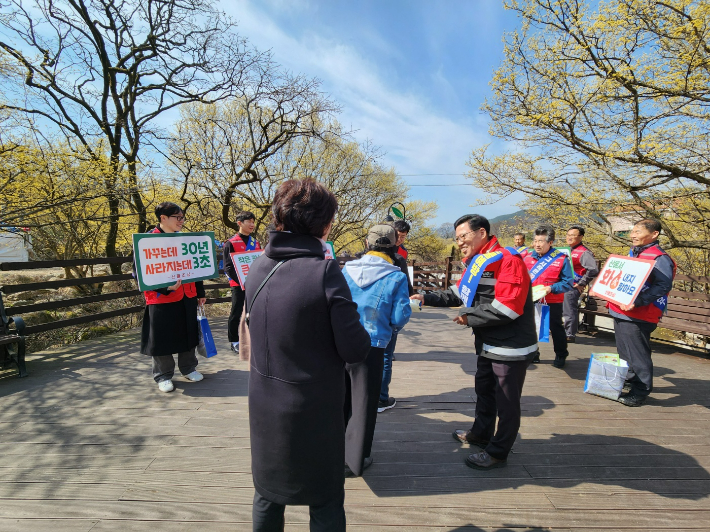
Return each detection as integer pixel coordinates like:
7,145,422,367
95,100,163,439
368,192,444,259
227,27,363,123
344,346,385,476
252,489,345,532
470,350,531,460
613,317,657,398
151,349,197,383
228,286,245,343
548,302,568,358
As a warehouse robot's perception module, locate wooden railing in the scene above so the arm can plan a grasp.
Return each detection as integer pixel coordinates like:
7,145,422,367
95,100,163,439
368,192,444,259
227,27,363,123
0,257,231,335
2,255,707,342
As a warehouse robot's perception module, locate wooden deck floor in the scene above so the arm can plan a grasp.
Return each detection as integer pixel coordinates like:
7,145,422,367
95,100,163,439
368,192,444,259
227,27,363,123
1,307,709,531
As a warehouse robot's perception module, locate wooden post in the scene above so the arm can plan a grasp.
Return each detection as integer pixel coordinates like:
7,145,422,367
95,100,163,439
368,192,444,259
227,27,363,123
444,256,452,289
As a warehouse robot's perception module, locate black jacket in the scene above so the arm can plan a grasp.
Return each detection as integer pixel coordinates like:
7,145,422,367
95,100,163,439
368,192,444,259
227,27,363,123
246,231,370,506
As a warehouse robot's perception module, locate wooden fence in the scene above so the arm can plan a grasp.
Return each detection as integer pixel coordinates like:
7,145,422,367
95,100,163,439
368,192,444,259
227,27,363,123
1,256,707,343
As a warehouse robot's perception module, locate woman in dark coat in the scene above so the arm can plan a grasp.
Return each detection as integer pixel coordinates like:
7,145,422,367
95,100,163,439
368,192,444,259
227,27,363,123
246,180,370,532
138,202,206,393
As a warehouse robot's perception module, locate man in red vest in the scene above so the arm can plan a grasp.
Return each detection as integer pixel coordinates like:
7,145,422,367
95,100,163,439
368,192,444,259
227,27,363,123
563,225,599,343
608,219,676,407
223,211,261,352
411,214,538,470
523,226,574,368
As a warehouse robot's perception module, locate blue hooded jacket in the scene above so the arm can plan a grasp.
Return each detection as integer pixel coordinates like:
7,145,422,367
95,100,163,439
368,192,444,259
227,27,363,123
343,254,412,348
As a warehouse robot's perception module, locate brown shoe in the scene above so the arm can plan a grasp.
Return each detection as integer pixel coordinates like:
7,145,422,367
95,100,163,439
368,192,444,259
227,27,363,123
465,450,507,470
452,430,489,448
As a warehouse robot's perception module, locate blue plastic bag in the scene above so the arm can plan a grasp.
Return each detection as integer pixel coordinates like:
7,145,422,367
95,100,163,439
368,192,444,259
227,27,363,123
197,306,217,358
534,302,550,342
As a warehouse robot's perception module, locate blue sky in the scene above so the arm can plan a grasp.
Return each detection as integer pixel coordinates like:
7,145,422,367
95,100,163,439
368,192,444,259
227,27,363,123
223,1,524,226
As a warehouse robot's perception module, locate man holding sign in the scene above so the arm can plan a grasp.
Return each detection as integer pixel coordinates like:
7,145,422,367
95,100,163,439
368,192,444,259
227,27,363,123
411,214,537,470
605,219,676,407
223,211,262,353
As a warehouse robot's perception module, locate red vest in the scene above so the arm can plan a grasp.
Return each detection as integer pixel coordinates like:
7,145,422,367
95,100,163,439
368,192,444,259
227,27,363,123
397,245,408,260
571,244,590,280
523,251,567,304
608,244,677,324
227,233,261,288
143,227,197,305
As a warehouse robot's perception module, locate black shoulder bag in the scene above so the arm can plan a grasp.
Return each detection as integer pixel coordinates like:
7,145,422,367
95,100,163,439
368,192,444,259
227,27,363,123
245,260,286,326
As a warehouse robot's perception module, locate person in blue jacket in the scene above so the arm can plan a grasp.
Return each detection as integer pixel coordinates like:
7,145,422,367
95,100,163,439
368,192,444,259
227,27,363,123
342,224,412,477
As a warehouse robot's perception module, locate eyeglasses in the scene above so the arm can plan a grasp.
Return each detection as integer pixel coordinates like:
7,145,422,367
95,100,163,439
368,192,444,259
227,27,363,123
454,230,476,244
169,215,185,222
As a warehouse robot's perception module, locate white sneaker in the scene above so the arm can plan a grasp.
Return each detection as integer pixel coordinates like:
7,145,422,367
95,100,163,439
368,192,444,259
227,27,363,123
184,370,203,382
230,342,239,352
158,380,174,393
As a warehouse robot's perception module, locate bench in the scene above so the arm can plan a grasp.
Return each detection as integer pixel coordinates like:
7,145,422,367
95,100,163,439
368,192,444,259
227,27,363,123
0,292,27,377
580,274,710,341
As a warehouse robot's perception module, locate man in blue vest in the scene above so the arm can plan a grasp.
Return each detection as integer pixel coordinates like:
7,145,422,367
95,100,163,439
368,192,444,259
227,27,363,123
223,211,261,352
411,214,538,470
522,226,574,368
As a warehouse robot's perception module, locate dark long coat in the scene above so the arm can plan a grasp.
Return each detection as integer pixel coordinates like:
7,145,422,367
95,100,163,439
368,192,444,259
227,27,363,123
246,231,370,506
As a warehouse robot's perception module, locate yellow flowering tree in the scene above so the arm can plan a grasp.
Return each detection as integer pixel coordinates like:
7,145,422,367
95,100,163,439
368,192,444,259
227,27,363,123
468,0,710,272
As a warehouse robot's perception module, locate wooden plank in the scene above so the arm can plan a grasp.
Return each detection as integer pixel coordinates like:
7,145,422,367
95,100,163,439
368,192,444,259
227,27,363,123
6,290,141,315
0,256,131,271
669,289,710,302
1,274,132,294
675,274,710,283
23,306,144,335
3,500,709,528
0,482,127,500
547,491,710,510
0,519,99,532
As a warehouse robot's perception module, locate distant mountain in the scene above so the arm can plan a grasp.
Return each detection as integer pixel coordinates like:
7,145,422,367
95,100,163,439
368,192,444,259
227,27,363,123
488,210,527,224
488,210,540,236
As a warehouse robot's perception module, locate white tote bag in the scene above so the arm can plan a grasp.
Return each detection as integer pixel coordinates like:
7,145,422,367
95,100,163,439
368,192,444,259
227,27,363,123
584,353,629,400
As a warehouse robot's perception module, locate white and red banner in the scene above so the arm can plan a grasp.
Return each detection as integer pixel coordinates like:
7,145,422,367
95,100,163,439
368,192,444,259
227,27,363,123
589,254,655,307
229,250,264,287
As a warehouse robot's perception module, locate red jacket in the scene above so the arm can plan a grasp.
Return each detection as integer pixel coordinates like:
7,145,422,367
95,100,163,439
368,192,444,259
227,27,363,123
425,236,538,359
143,227,198,305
